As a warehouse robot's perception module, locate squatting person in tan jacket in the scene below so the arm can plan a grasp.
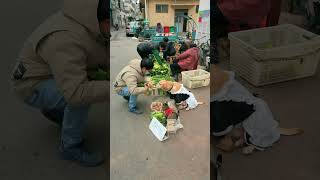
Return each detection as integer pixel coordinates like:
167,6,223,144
11,0,109,167
114,57,154,114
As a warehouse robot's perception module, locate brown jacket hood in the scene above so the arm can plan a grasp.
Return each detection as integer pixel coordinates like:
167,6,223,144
128,59,143,75
11,0,109,105
63,0,101,37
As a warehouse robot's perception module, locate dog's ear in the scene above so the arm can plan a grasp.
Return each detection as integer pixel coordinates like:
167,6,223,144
160,80,173,91
159,80,166,89
171,82,182,92
211,65,229,96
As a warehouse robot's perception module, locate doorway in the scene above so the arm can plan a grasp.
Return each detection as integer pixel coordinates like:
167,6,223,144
175,9,188,33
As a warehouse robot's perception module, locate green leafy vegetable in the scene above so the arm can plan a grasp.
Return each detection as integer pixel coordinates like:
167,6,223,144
137,82,145,87
151,111,167,126
151,61,170,75
152,49,163,65
150,60,172,84
88,69,109,81
151,75,173,85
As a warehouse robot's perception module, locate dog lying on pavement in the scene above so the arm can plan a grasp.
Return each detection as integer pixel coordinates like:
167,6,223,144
211,65,304,155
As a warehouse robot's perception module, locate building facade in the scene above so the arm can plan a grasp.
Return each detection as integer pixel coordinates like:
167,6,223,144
141,0,200,32
124,0,142,21
111,0,126,28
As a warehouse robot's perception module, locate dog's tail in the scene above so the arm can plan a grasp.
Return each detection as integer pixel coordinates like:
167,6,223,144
198,101,204,105
278,127,304,136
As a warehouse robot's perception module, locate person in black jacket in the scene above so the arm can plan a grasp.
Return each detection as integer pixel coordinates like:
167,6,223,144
163,41,176,61
137,37,169,59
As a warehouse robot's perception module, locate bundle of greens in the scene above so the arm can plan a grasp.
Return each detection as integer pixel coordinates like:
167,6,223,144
88,68,109,81
151,111,167,126
150,60,170,76
150,59,173,85
151,75,173,85
137,82,145,87
152,49,163,65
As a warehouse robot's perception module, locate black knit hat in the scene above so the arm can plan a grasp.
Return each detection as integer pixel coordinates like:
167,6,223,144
97,0,110,22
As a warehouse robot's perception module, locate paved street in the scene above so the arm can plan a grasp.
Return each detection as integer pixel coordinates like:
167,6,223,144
110,30,210,180
0,1,107,179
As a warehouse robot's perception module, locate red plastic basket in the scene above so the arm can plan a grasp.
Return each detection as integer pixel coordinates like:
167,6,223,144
164,26,170,33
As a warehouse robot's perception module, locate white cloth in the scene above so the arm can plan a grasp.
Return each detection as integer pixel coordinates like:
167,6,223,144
211,71,280,148
170,84,199,109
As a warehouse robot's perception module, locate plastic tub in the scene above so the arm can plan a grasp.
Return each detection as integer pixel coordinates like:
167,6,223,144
228,24,320,86
181,69,210,89
164,26,170,33
170,26,176,33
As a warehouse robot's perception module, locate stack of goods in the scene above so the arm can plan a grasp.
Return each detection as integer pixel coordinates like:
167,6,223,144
150,101,183,134
145,50,174,96
150,61,172,85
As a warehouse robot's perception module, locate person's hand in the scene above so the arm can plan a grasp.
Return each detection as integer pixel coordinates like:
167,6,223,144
144,82,153,91
144,83,149,91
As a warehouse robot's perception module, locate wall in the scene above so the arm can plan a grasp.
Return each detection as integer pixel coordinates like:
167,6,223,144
148,0,175,27
147,0,199,29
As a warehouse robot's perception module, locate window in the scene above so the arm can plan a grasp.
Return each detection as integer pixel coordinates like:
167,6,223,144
156,4,168,13
196,5,199,13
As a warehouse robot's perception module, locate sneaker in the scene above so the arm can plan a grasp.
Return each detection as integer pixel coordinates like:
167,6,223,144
41,109,63,126
129,109,143,114
59,145,104,167
123,96,130,101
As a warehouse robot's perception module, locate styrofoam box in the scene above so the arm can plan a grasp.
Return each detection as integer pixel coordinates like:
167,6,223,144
229,24,320,86
181,69,210,89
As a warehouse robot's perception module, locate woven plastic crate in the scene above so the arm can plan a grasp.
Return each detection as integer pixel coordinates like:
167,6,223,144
181,69,210,89
229,24,320,86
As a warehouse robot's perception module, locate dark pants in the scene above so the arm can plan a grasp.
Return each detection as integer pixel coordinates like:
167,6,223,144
170,62,181,76
24,79,89,149
163,43,176,61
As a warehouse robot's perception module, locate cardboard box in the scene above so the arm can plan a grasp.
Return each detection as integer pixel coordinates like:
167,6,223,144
166,113,183,134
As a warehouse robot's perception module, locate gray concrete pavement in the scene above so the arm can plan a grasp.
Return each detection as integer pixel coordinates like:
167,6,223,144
110,30,210,180
0,1,107,179
216,59,320,180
